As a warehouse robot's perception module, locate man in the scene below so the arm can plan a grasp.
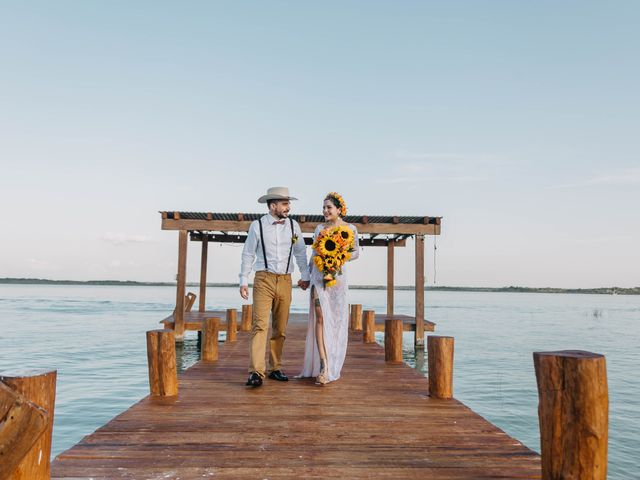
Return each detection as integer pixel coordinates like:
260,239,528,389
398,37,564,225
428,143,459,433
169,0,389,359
239,186,310,387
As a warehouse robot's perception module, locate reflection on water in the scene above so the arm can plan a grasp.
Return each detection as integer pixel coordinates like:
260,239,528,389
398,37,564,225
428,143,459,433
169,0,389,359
0,285,638,478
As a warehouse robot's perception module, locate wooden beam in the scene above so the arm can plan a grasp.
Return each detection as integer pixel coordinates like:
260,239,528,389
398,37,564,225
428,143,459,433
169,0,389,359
415,234,425,348
175,230,188,341
199,236,208,312
387,239,395,316
189,233,406,247
163,218,440,235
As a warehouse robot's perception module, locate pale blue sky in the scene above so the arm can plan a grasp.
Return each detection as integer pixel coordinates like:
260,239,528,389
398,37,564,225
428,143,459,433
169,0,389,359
1,2,638,287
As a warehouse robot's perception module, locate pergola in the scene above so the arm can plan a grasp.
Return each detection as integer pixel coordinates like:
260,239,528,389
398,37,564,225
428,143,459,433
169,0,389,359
160,211,442,347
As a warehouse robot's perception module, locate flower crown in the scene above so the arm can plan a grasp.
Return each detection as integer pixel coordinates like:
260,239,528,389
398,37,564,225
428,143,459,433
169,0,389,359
326,192,347,217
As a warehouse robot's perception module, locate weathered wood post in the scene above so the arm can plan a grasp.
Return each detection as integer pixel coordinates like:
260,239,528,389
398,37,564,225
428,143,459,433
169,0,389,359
226,308,238,342
384,319,403,363
198,235,208,312
146,329,178,396
387,239,394,315
427,336,454,399
350,304,363,332
202,317,220,361
0,370,57,479
174,229,188,341
363,310,376,343
240,304,253,332
533,350,608,480
414,234,425,348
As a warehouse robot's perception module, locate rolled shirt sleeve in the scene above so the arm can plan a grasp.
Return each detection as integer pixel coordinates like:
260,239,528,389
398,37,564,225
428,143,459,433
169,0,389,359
293,220,310,282
239,220,259,287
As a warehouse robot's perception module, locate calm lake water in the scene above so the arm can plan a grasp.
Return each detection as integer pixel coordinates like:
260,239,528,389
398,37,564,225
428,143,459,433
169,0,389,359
0,284,638,478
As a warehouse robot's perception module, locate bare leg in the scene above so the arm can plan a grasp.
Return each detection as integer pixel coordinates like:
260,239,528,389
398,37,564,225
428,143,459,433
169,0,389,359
312,286,328,383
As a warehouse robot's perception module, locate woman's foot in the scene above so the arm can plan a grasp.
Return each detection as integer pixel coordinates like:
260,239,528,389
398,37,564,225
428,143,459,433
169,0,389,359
315,360,329,385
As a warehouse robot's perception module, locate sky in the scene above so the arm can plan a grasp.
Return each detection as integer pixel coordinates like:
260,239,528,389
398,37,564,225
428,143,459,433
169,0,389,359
1,1,638,288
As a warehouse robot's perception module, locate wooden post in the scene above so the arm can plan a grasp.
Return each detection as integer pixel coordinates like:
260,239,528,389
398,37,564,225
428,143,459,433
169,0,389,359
350,304,363,332
226,308,238,342
174,229,188,341
0,383,48,479
384,319,403,363
533,350,608,480
427,336,454,399
202,317,220,361
0,370,57,479
199,235,208,312
146,329,178,396
387,239,394,316
241,304,253,332
414,234,425,348
363,310,376,343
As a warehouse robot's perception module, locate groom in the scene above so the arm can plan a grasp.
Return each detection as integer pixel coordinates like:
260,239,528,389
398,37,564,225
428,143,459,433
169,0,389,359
239,186,310,387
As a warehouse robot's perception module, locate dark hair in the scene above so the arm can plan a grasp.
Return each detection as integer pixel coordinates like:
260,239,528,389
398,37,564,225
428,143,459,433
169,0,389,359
324,194,344,216
267,199,277,209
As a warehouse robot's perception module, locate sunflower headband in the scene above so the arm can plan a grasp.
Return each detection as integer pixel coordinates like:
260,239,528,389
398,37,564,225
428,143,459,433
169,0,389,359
326,192,347,217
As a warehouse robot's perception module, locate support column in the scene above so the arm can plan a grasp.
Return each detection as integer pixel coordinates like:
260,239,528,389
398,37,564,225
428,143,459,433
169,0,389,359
175,230,188,341
199,235,208,312
415,234,425,348
387,239,395,316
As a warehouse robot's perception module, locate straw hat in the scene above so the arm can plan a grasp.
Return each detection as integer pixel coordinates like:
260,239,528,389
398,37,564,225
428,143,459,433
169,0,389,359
257,186,298,203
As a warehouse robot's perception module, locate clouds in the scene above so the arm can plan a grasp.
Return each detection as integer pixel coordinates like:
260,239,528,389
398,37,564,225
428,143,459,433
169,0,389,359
549,166,640,189
376,150,505,185
101,233,155,246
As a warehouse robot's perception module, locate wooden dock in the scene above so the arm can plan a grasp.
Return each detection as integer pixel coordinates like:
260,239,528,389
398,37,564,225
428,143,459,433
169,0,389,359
52,314,540,479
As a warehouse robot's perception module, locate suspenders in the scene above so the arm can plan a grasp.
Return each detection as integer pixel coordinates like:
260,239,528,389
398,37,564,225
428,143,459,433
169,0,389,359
258,216,294,274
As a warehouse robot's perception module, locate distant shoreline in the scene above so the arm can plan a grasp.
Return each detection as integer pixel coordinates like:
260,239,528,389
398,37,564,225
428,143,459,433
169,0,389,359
1,278,638,295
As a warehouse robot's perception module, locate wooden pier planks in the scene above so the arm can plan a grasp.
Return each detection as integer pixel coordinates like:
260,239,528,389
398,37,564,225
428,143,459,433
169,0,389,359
52,315,540,479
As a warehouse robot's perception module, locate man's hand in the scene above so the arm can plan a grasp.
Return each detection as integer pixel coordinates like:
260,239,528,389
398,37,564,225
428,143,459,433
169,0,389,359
240,286,249,300
298,280,310,291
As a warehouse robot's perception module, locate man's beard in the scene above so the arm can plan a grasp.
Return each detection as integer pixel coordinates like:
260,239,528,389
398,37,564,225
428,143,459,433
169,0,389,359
276,211,289,219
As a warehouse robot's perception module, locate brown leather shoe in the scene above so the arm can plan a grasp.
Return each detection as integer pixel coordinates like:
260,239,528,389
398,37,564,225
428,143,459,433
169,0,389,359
268,370,289,382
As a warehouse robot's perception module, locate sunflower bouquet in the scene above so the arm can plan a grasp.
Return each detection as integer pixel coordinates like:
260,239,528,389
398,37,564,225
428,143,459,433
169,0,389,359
312,225,356,288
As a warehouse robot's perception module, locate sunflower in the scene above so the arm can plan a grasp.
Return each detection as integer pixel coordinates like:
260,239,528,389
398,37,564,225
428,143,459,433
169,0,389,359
337,226,354,245
313,255,324,271
325,279,337,288
324,256,337,269
317,236,339,256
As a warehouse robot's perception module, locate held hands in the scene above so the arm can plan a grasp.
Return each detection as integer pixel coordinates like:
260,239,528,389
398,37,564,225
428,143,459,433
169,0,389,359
298,280,310,291
239,286,249,300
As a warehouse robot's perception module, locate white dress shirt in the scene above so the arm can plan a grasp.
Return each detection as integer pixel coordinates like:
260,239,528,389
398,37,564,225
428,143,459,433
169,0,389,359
239,214,310,287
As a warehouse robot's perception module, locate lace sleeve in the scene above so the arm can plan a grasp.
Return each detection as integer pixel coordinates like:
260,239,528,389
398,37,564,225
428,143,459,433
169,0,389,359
349,225,360,261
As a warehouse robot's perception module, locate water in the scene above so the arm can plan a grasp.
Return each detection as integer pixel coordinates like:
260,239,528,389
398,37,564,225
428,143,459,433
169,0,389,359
1,285,638,477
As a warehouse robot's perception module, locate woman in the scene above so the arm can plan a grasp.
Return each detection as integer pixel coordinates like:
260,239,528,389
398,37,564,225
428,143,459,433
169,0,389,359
299,192,359,384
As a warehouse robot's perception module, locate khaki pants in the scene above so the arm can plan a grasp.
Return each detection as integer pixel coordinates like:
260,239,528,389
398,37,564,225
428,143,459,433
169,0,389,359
249,271,292,377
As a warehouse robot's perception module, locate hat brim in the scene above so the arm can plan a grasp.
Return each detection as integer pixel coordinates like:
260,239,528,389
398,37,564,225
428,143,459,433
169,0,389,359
257,195,298,204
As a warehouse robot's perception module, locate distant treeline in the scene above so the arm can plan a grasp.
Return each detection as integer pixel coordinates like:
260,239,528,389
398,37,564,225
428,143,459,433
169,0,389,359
1,278,638,295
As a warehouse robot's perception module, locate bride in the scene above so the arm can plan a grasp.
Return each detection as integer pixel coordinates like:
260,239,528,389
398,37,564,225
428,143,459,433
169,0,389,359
299,192,359,384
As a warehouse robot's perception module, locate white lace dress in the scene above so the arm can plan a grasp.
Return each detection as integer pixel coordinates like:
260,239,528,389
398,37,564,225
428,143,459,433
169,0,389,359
299,224,360,382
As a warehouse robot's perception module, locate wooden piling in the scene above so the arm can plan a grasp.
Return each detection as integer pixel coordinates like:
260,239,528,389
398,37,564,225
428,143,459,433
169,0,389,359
350,304,363,332
533,350,608,480
226,309,238,342
146,329,178,396
0,370,57,479
201,317,220,361
427,336,454,399
363,310,376,343
384,318,403,363
240,304,252,332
